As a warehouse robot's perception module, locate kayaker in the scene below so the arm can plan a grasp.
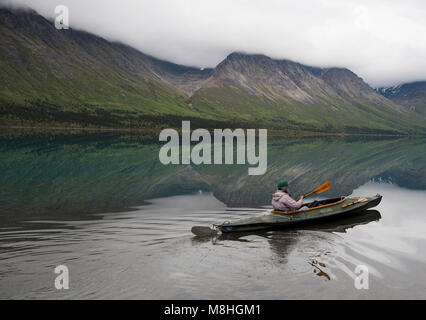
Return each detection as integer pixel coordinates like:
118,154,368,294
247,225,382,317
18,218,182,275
272,180,304,211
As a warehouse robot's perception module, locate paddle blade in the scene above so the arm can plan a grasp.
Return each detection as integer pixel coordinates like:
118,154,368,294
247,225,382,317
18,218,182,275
191,226,217,237
314,181,331,194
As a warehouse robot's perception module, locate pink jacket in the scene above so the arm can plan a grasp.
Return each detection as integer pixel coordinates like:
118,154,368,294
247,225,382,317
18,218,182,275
272,190,303,211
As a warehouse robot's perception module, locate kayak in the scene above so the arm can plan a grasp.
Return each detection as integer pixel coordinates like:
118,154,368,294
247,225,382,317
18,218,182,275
192,210,381,242
210,195,382,233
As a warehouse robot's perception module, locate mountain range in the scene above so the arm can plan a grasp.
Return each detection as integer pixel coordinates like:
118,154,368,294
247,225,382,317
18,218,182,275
1,7,425,134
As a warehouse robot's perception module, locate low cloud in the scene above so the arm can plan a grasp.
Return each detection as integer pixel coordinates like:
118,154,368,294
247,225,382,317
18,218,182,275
3,0,426,87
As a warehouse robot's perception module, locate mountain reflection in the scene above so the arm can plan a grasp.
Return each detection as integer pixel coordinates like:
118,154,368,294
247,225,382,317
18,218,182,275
0,130,424,218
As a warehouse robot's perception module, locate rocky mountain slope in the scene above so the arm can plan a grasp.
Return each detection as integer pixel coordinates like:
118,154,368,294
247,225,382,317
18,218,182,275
189,52,420,133
377,81,426,116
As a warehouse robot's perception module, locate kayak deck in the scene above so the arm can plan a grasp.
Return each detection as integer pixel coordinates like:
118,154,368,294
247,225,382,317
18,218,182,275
215,195,382,233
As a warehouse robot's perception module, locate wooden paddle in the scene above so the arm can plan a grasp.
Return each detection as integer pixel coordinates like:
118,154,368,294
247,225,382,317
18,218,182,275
302,181,331,199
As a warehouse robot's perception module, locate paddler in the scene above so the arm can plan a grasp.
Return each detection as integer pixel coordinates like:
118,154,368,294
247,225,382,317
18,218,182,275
272,180,304,211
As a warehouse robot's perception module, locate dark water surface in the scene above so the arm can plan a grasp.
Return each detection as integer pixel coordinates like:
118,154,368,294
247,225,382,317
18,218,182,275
0,130,425,299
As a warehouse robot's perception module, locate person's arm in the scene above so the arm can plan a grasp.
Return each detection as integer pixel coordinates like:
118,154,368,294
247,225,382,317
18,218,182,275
281,194,304,210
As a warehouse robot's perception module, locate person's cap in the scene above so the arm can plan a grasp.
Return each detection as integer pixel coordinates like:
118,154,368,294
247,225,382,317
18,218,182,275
277,180,289,189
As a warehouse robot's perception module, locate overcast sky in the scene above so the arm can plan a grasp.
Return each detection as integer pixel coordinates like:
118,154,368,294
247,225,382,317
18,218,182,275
3,0,426,87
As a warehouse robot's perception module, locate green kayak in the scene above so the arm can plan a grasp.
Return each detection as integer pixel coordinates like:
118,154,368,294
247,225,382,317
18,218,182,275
211,195,382,233
192,210,381,242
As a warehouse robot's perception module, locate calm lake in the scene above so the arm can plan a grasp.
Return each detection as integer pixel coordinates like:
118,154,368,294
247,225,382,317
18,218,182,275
0,130,425,299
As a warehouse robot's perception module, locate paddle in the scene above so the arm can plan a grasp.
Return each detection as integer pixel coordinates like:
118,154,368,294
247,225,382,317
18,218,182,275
301,181,331,199
191,226,218,237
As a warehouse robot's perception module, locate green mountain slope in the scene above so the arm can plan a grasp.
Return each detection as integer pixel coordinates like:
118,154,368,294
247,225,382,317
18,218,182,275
0,8,211,128
0,7,425,133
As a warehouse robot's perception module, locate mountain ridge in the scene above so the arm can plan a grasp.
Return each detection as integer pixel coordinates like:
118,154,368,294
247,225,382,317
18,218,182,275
376,81,426,116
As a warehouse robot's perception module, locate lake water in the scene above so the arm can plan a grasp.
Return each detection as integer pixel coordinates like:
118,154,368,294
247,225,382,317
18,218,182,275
0,130,425,299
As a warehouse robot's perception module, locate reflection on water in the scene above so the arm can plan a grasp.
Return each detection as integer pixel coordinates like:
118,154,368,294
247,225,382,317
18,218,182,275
0,130,425,299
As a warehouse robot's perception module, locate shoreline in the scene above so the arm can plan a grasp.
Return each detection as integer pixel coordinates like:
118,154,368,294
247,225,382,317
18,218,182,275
0,125,418,137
